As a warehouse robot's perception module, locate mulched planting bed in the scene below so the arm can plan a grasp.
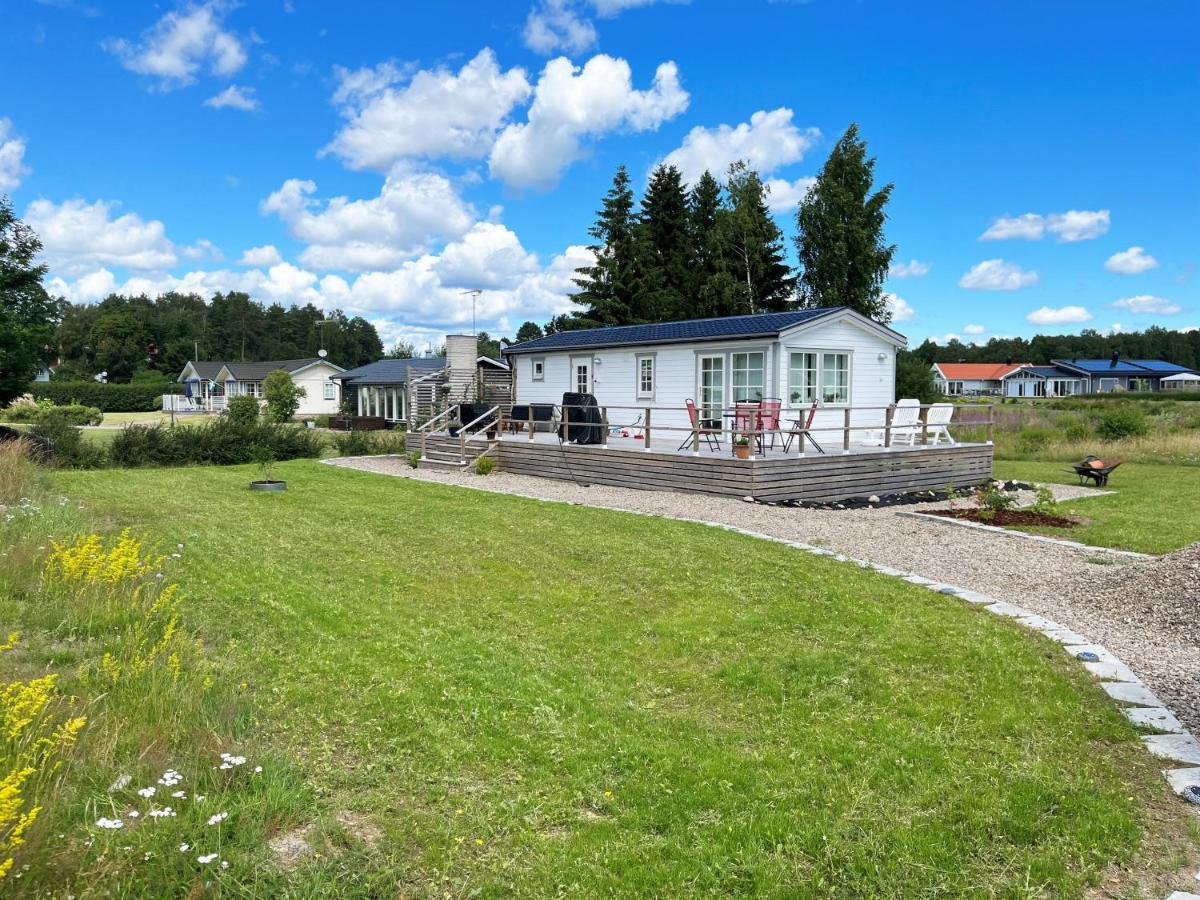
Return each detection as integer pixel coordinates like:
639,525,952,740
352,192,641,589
786,481,1036,511
926,508,1079,528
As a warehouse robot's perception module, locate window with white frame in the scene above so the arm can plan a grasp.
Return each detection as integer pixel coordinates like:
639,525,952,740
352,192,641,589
821,353,849,404
731,351,765,402
787,351,850,406
323,382,336,401
531,358,545,381
787,352,818,405
636,354,655,398
946,381,964,396
239,381,261,397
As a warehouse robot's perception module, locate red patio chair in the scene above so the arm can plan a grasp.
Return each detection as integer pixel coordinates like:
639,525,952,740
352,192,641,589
782,401,825,455
759,398,783,450
677,399,722,451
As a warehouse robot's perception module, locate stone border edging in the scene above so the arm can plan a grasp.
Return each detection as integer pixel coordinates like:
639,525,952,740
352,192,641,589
896,509,1155,559
322,459,1200,828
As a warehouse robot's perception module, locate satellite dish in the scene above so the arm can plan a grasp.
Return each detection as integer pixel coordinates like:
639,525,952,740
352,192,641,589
317,348,328,358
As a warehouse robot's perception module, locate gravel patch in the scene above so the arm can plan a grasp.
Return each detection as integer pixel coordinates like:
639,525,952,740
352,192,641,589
328,456,1200,734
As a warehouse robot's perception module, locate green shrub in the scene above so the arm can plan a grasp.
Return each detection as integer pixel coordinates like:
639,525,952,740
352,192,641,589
1015,427,1056,455
107,419,324,469
263,371,305,423
29,381,167,412
1057,413,1092,442
313,414,331,428
39,404,103,426
974,481,1015,521
225,395,261,427
29,419,106,469
1096,407,1149,440
108,425,175,468
474,454,494,475
408,450,421,469
331,430,406,457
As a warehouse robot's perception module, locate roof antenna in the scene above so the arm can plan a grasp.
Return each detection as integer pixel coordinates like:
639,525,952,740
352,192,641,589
461,289,482,336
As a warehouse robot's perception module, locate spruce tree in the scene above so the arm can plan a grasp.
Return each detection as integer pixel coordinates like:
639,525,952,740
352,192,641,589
794,123,896,320
723,162,795,314
571,165,638,326
634,164,692,321
688,170,738,318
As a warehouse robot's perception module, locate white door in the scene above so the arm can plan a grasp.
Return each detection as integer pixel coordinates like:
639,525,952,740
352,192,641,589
570,356,592,395
697,355,725,426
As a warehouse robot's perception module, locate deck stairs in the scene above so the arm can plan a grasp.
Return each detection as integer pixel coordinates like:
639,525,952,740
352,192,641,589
409,433,493,470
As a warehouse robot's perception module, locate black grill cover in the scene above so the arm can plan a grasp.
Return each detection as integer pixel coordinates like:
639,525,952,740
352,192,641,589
560,392,603,444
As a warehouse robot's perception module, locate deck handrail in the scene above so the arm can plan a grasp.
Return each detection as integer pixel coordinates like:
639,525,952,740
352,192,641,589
509,401,994,455
459,405,500,462
416,404,458,461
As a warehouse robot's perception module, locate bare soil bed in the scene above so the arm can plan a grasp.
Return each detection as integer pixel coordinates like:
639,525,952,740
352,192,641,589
925,508,1080,528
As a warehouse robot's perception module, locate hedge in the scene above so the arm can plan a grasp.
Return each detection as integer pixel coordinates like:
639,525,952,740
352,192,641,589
29,381,171,412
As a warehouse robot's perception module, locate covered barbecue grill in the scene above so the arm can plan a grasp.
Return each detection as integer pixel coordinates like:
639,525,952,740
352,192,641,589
560,392,603,444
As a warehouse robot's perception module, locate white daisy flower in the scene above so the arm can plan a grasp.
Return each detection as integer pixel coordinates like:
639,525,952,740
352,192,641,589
207,811,228,826
137,787,155,798
95,818,123,830
179,843,190,852
197,853,218,864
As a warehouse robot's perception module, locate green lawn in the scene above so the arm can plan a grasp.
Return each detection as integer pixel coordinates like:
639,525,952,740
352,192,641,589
994,461,1200,555
42,461,1196,895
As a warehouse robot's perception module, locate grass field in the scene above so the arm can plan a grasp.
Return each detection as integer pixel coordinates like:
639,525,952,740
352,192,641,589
994,461,1199,554
26,459,1196,895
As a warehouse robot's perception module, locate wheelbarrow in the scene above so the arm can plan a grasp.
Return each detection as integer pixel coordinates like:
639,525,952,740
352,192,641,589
1065,456,1121,487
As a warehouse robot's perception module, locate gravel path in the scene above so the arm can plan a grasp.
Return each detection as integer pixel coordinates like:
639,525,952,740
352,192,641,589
329,456,1200,734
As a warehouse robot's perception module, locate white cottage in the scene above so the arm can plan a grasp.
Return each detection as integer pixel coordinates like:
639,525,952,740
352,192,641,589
175,357,345,415
502,308,906,436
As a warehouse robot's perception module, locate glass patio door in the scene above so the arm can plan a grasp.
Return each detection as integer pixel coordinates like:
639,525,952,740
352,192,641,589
698,355,724,426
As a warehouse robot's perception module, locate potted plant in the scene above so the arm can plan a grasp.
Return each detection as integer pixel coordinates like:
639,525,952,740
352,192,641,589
447,420,462,438
733,435,752,459
249,445,285,491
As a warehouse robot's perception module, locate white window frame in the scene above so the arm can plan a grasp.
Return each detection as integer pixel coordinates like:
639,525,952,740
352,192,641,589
531,357,545,381
635,353,655,400
785,350,852,408
569,355,592,395
946,380,964,396
695,353,726,426
730,350,766,403
787,351,819,406
323,382,336,401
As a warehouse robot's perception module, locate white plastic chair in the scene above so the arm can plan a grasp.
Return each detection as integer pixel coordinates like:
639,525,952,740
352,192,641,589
888,398,922,446
926,402,956,445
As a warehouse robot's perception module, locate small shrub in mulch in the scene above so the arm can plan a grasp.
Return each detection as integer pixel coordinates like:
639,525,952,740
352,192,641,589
925,508,1080,528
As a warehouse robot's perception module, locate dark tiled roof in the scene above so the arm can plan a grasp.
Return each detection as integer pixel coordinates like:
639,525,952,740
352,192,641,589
1018,365,1077,378
186,361,225,380
502,308,874,354
334,357,445,386
1051,358,1194,376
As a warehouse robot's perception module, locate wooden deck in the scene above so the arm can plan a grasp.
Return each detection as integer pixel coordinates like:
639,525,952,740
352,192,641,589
493,434,993,503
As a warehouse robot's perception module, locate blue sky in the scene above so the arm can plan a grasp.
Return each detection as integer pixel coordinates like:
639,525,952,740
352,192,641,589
2,0,1196,351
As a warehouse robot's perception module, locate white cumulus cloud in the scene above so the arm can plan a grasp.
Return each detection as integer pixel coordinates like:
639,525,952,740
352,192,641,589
962,323,986,335
1025,305,1093,325
1110,294,1181,315
763,176,815,214
524,0,597,55
883,292,914,322
958,259,1039,291
980,209,1109,243
888,259,930,278
204,84,259,111
104,2,247,89
324,49,532,171
238,245,282,267
660,108,819,187
0,118,29,191
261,172,477,272
1105,246,1158,275
489,54,688,190
26,197,178,274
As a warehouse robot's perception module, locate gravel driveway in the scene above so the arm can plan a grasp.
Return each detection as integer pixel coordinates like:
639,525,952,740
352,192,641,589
328,456,1200,735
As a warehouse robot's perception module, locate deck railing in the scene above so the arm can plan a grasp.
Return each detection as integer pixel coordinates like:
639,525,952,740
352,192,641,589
493,401,994,458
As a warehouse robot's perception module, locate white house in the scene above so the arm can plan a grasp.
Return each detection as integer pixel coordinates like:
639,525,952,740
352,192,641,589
502,307,906,437
175,357,345,415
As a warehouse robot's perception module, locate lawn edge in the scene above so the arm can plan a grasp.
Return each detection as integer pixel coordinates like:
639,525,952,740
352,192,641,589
895,509,1155,559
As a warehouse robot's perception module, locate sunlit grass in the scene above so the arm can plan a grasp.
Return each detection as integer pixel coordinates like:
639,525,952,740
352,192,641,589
36,459,1198,896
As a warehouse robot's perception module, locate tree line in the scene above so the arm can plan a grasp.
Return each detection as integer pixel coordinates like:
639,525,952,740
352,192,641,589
911,327,1200,370
547,123,896,333
52,292,383,383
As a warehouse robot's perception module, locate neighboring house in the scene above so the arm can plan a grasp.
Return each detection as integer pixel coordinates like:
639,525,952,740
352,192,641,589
176,358,345,415
333,336,512,425
331,357,445,423
1162,372,1200,392
1048,356,1196,393
1000,365,1087,398
33,358,60,382
931,362,1024,396
502,307,906,435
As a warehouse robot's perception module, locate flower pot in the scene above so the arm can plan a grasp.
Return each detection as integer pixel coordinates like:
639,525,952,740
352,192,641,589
485,429,497,440
448,427,461,437
249,480,287,492
734,444,751,460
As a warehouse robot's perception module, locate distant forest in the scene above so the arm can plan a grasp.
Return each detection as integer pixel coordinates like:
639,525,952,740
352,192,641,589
910,326,1200,369
52,292,384,383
